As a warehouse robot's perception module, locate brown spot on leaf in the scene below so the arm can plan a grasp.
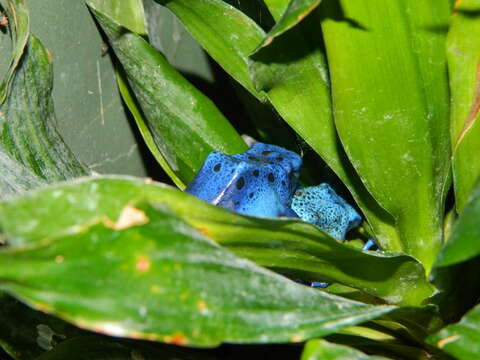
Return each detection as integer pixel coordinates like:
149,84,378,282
0,16,8,26
104,205,149,230
54,255,64,264
437,334,460,348
136,256,150,272
454,62,480,152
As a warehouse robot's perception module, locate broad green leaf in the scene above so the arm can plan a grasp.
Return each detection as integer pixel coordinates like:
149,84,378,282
84,0,146,34
435,181,480,267
0,145,45,200
0,202,396,346
427,303,480,359
250,9,401,252
448,0,480,212
0,176,432,305
0,36,88,182
0,0,29,104
154,0,266,101
115,71,185,189
301,339,388,360
156,0,401,252
0,294,85,359
87,3,247,183
320,1,451,271
258,0,322,49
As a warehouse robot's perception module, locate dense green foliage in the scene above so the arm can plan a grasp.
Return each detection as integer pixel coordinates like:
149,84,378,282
1,0,480,359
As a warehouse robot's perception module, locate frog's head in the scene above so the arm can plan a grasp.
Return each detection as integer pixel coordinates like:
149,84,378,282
186,143,302,218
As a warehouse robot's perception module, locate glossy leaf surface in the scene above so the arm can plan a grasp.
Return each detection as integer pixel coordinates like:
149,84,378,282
0,177,432,305
116,72,185,189
321,0,451,271
448,0,480,211
85,0,146,34
0,200,396,346
435,180,480,267
301,339,388,360
87,2,247,183
0,36,87,182
427,303,480,359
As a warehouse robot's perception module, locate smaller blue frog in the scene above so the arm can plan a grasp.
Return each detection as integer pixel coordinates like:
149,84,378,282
291,184,362,240
186,143,301,218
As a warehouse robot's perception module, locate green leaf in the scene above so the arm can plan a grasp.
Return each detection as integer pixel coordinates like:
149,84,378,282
0,36,88,182
0,293,85,360
258,0,322,49
448,0,480,212
301,339,389,360
427,303,480,359
84,0,146,34
0,201,396,346
0,145,45,200
0,0,29,104
435,180,480,267
115,71,185,189
320,1,451,271
0,176,432,305
154,0,266,101
87,2,247,183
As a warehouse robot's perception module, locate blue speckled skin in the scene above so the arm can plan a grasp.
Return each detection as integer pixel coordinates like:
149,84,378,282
186,143,302,218
291,184,362,240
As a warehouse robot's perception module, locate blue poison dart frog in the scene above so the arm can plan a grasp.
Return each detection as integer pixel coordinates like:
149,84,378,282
186,142,301,218
291,184,362,240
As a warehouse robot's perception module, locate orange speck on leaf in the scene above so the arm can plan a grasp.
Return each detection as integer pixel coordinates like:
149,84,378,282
0,16,8,26
196,226,210,237
136,256,150,272
166,333,187,346
197,300,207,311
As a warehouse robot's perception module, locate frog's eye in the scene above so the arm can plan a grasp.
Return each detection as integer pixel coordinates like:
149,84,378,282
213,163,221,172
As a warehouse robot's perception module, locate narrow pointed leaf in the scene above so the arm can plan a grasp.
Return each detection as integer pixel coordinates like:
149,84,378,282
435,180,480,267
427,303,480,359
258,0,322,49
0,202,396,346
87,3,247,183
301,339,388,360
321,1,451,271
0,177,432,305
0,36,88,182
0,0,29,104
116,72,185,189
153,0,266,101
448,0,480,212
